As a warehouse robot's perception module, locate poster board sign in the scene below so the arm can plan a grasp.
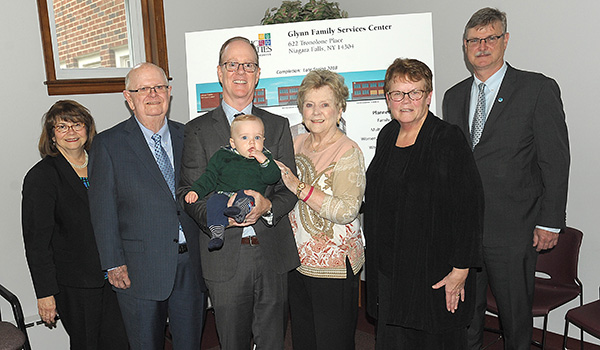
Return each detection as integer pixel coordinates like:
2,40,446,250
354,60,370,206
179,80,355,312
185,13,434,165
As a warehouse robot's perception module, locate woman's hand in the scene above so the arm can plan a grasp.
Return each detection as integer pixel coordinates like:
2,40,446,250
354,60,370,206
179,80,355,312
275,159,328,213
37,295,57,327
275,160,299,194
432,267,469,313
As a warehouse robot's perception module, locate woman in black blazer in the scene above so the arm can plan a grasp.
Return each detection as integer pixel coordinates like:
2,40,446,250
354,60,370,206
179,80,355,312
364,59,484,349
22,100,128,349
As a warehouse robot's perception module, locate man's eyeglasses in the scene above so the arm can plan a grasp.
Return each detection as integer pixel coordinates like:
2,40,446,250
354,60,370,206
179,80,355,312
128,85,169,95
221,62,259,73
387,90,427,102
465,33,505,47
55,122,85,134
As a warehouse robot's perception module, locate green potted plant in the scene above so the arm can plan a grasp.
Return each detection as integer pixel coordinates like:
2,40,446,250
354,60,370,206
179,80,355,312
261,0,348,25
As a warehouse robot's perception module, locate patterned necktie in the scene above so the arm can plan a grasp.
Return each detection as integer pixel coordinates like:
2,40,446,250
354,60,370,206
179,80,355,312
151,134,175,198
151,133,186,243
471,82,486,150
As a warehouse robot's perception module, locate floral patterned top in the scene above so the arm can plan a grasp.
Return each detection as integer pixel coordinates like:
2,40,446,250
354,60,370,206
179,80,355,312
290,133,366,279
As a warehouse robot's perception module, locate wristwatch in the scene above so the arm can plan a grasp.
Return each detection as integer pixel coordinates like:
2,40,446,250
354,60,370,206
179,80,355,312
262,209,274,227
296,182,306,199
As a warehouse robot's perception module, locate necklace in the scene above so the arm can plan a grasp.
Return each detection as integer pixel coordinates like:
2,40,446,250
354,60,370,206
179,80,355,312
67,150,88,169
310,130,339,153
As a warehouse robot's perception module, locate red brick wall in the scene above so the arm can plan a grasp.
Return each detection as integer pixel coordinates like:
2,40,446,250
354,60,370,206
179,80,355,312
53,0,129,68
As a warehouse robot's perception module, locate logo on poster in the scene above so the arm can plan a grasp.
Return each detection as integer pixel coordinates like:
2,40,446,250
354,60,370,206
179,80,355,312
254,33,273,55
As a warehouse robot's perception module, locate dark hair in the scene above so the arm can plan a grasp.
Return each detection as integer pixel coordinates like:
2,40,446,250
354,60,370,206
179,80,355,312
297,69,349,112
384,58,433,94
38,100,96,158
218,36,259,67
464,7,507,40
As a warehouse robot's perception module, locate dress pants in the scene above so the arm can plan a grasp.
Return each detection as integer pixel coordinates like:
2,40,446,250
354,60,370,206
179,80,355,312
206,243,288,350
467,243,538,350
55,280,128,350
375,272,467,350
288,259,359,350
116,251,205,350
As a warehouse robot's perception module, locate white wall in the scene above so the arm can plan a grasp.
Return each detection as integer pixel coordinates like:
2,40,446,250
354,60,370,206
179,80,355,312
1,0,598,346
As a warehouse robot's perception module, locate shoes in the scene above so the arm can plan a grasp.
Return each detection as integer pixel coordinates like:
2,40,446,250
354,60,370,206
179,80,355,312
223,196,254,223
208,225,224,251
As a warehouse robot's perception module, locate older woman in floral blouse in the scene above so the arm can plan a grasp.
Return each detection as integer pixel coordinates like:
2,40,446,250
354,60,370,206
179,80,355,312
277,69,366,350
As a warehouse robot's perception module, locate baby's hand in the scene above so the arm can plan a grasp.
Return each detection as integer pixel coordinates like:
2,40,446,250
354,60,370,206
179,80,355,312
185,191,198,204
251,150,267,164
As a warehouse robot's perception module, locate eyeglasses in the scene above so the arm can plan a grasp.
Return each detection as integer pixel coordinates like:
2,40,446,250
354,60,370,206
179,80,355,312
128,85,169,95
221,62,259,73
55,122,84,134
465,33,505,47
387,90,427,102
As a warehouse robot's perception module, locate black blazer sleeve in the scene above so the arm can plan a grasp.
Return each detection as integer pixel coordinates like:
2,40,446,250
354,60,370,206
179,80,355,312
22,156,104,298
22,159,61,298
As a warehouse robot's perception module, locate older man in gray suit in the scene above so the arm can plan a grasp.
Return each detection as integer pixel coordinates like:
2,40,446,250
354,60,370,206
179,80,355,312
443,8,570,350
177,37,299,349
89,62,206,350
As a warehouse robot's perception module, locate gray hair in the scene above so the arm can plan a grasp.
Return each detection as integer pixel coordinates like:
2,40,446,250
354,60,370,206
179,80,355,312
124,62,168,90
464,7,507,40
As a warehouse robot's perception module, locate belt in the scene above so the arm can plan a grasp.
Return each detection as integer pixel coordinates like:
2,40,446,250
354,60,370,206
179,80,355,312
241,236,259,246
178,243,188,254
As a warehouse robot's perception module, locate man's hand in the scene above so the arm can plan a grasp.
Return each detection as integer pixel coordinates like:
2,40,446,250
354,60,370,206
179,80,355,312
432,267,469,313
107,265,131,289
37,295,57,327
533,227,559,252
227,190,271,227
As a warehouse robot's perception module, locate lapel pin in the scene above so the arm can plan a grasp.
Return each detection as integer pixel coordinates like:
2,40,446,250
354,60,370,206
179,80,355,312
498,97,504,103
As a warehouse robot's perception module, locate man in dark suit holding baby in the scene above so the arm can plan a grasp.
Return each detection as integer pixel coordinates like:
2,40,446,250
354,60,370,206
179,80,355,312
177,37,299,349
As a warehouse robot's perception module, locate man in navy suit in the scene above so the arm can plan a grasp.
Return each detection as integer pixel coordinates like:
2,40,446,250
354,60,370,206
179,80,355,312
443,8,570,350
89,62,206,350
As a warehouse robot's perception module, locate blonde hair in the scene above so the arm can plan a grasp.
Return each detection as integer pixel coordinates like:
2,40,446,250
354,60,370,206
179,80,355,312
230,114,264,136
297,69,348,112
